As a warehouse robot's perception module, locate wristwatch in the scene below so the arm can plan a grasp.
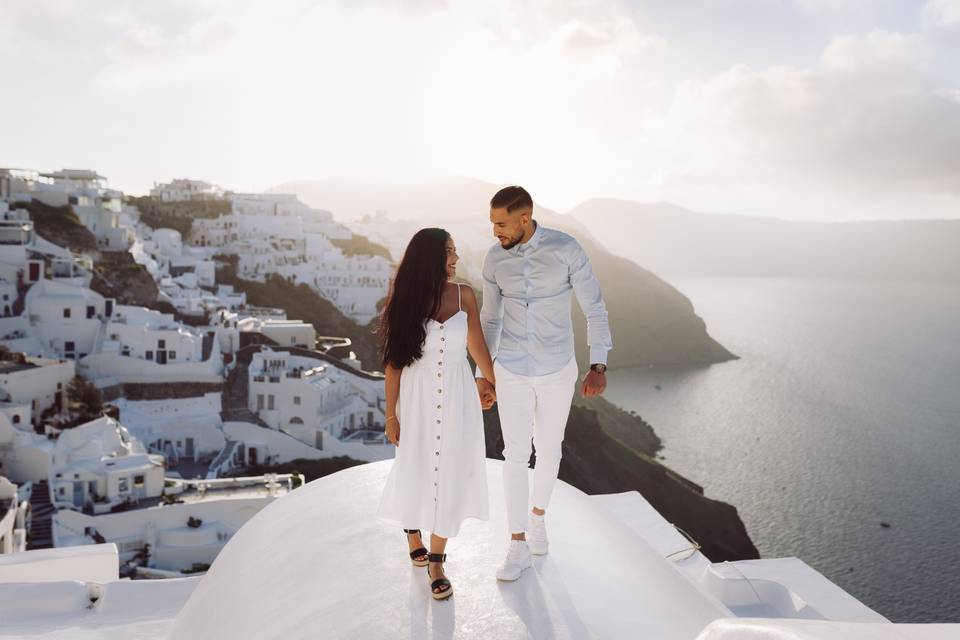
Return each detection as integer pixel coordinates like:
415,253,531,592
590,363,607,375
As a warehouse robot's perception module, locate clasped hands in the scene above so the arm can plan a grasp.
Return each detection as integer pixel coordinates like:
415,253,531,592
476,378,496,410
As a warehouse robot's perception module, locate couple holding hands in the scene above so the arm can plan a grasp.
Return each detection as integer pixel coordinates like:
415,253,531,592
377,186,612,600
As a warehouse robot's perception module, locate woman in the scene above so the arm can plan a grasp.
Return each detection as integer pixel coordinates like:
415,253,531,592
376,228,496,600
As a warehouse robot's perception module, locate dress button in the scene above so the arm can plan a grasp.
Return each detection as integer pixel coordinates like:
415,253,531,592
440,337,445,341
435,451,440,456
438,361,442,365
438,389,442,394
437,372,442,377
434,467,438,471
436,435,440,440
440,349,444,353
436,404,441,409
436,419,441,424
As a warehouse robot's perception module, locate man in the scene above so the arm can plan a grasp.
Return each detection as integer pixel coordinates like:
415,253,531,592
475,185,611,581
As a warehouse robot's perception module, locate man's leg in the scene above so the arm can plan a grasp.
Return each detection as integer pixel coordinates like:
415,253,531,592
530,357,579,514
494,362,536,536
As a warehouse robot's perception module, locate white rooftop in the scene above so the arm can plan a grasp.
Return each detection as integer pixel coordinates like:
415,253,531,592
0,461,956,639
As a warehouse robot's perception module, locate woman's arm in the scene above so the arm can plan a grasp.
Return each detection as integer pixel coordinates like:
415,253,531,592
384,362,402,445
462,285,496,386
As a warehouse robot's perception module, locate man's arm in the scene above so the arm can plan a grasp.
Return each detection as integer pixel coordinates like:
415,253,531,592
568,241,612,366
476,253,504,378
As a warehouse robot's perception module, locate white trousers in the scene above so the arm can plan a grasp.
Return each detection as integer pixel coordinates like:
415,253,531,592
495,356,579,534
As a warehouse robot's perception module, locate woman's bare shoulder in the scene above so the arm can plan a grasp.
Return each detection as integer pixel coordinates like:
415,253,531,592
457,282,478,307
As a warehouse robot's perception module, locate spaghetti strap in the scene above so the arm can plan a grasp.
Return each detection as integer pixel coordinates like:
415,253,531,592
456,283,462,311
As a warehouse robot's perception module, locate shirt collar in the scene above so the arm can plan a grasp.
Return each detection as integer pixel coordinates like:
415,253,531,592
511,220,542,255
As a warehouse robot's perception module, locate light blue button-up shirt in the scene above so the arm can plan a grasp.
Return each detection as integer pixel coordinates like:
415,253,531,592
477,222,612,377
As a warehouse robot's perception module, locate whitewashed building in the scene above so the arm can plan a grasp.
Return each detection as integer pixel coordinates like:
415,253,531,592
0,409,54,484
77,305,223,385
23,279,113,360
52,472,300,573
0,476,28,554
112,393,226,466
49,416,164,513
247,349,385,445
237,316,315,348
0,355,75,427
184,191,384,322
149,179,224,202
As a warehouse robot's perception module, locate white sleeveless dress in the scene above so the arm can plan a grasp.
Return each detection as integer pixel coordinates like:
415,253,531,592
377,285,490,538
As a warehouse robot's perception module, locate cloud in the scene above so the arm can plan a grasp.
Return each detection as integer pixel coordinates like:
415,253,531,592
821,30,930,73
636,30,960,219
922,0,960,30
1,1,957,220
794,0,871,15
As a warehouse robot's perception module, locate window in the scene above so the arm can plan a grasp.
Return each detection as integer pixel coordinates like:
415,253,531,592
12,414,20,424
257,394,264,410
146,350,153,361
134,475,145,488
65,341,75,353
63,308,71,318
169,351,176,360
293,396,301,405
121,345,130,356
118,477,129,492
158,339,166,348
268,395,275,410
86,305,95,319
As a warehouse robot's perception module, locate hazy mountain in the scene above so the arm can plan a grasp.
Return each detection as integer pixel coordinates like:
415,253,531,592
270,177,736,369
569,199,960,281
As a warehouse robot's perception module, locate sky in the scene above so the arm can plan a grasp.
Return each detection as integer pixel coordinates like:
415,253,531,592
1,0,959,221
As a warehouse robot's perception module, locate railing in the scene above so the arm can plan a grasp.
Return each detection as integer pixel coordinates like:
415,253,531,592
180,470,303,493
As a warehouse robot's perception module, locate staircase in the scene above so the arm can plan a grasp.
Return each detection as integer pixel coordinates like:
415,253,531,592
27,480,55,549
223,361,270,428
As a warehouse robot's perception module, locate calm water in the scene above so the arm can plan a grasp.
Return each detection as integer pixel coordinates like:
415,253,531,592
604,277,960,623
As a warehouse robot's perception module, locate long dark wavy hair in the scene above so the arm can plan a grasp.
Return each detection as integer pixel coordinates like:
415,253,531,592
378,227,450,369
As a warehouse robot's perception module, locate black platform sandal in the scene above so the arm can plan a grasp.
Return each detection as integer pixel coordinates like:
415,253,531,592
427,553,453,600
403,529,429,567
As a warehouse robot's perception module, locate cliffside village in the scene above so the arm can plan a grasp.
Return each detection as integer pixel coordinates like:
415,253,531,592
0,169,393,576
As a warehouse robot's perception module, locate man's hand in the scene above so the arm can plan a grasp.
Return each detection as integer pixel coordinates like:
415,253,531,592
476,378,497,410
385,418,400,446
581,370,607,397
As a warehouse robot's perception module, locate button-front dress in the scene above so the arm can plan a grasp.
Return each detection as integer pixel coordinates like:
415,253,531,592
377,285,490,538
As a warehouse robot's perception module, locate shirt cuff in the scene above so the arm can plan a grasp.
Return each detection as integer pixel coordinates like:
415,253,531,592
589,347,609,367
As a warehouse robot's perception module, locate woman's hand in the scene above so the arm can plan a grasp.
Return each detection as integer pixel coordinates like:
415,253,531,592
476,378,496,410
386,417,400,446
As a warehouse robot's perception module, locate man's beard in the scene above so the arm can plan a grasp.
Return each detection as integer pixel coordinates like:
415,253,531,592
500,233,523,250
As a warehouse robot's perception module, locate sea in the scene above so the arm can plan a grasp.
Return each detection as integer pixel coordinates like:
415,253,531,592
603,276,960,623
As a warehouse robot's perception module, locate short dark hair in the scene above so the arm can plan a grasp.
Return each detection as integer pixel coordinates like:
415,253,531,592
490,186,533,213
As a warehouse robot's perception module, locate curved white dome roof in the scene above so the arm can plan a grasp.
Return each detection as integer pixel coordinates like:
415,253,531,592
167,459,728,639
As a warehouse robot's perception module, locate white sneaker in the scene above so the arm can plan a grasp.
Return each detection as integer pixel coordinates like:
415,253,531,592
527,513,548,555
496,540,532,581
